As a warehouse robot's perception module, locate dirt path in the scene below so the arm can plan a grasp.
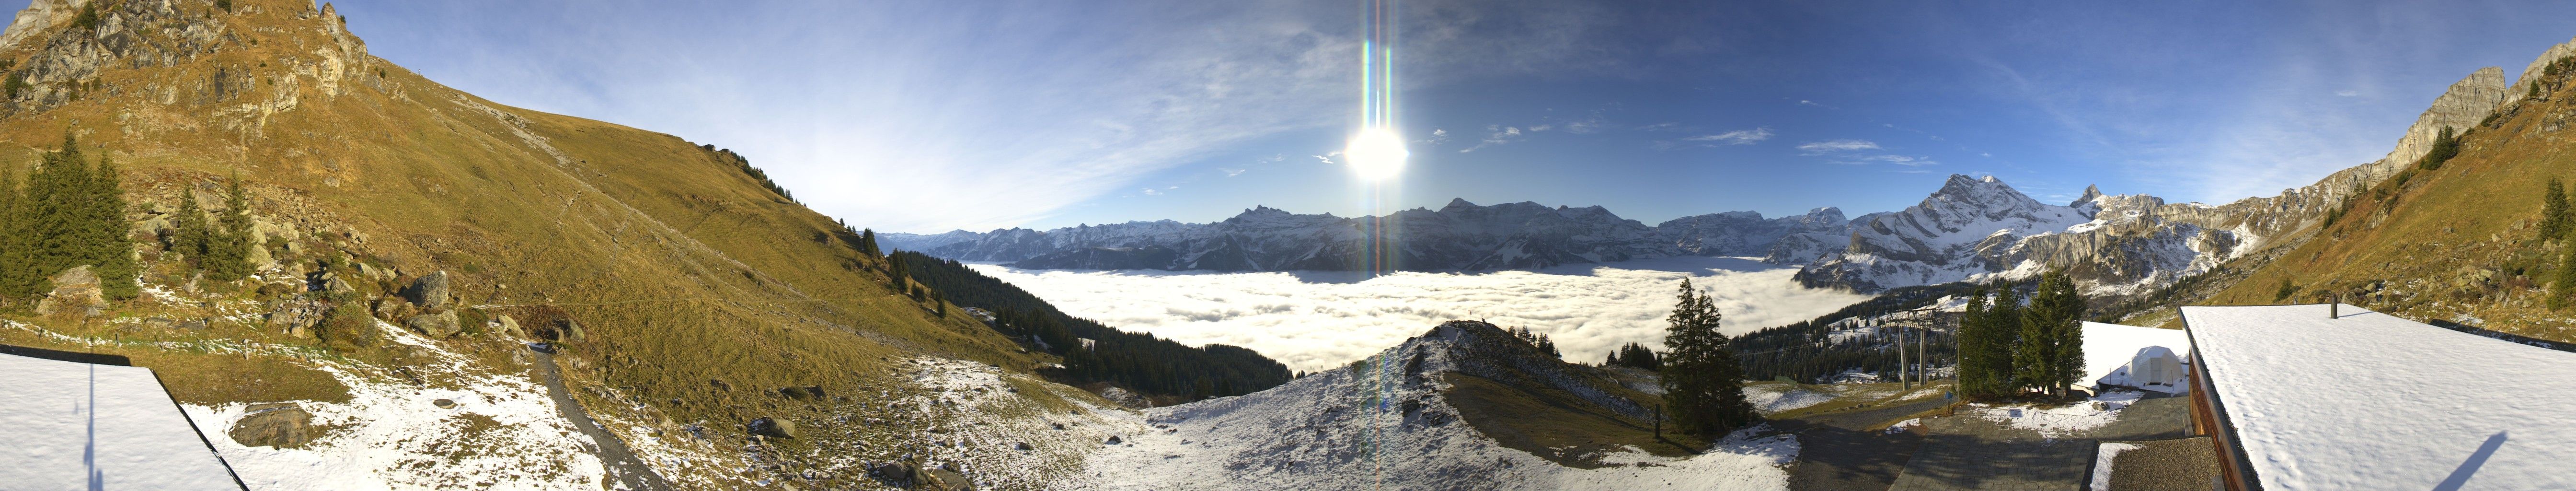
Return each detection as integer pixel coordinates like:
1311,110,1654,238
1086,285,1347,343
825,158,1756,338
1776,398,1952,491
531,346,674,491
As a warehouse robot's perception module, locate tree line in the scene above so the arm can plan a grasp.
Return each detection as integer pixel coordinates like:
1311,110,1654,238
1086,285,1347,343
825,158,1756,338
885,249,1292,399
1726,283,1970,383
0,134,262,306
1956,270,2088,401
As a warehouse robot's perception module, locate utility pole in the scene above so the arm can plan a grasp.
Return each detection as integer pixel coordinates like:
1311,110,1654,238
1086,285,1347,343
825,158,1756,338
1898,323,1910,390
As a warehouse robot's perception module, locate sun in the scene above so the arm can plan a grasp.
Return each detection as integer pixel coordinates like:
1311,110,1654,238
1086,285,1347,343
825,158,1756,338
1344,127,1409,182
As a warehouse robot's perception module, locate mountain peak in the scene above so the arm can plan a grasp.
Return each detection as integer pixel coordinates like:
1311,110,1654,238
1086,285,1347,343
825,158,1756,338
2070,185,2104,207
1440,198,1479,212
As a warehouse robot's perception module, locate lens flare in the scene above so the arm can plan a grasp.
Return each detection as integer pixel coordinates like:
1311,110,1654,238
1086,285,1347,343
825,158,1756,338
1344,127,1408,181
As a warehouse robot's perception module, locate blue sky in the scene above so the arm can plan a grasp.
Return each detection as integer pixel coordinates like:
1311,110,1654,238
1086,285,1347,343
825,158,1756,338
334,0,2576,234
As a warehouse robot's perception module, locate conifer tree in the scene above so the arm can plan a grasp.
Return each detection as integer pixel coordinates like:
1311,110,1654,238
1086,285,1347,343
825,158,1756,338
23,134,93,289
172,188,210,262
202,173,254,281
2039,271,2085,396
2556,242,2576,310
89,153,137,300
1658,278,1758,437
1956,284,2001,399
1984,281,2024,395
0,164,29,298
2017,270,2084,397
2420,127,2460,170
2545,177,2569,241
860,228,881,257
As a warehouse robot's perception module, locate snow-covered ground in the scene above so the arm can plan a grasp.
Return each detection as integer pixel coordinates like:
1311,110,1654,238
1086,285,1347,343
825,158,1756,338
1077,322,1798,490
184,320,615,491
0,350,241,491
1744,385,1839,414
1968,390,2146,439
2185,304,2576,490
971,256,1870,373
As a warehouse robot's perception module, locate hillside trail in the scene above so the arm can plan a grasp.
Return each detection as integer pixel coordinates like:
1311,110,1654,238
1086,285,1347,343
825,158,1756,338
531,345,674,491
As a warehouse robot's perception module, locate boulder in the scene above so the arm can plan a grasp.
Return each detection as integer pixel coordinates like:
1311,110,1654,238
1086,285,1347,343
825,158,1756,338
245,243,276,271
871,461,916,482
747,417,797,439
558,319,586,341
406,310,461,338
323,277,355,295
229,403,317,448
494,315,524,339
433,398,456,409
924,468,970,491
34,266,107,317
373,297,416,322
405,270,452,310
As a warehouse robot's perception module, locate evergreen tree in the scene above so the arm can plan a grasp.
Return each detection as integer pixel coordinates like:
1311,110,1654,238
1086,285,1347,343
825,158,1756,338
23,134,93,290
2039,272,2085,396
1984,281,2024,396
2420,127,2461,170
172,188,210,261
89,153,136,300
1658,278,1758,437
859,228,881,257
2016,271,2084,397
2546,177,2570,241
1956,284,2001,399
0,164,29,298
2556,241,2576,310
202,173,254,281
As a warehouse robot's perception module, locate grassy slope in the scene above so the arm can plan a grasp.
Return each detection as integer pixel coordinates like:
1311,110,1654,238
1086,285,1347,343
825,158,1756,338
0,0,1063,486
2197,66,2576,343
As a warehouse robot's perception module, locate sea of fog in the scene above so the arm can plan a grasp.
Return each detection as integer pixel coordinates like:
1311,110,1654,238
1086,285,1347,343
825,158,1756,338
969,256,1872,374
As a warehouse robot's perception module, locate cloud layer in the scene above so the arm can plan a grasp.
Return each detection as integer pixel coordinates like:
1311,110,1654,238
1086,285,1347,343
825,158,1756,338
971,257,1871,373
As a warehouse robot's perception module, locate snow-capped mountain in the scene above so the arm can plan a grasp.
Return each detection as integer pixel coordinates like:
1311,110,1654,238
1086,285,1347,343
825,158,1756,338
887,199,1713,272
1794,175,2259,294
1655,207,1862,264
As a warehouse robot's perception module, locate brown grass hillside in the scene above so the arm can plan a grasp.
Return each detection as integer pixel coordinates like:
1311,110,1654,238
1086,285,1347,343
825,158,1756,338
0,0,1080,488
2198,58,2576,344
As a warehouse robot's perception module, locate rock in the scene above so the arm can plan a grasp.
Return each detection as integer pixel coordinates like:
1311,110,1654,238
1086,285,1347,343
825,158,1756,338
405,270,452,310
373,297,416,322
134,215,174,237
1014,442,1033,451
264,298,330,339
405,310,461,338
142,317,174,329
747,417,796,439
33,266,106,317
924,468,970,491
558,319,586,341
871,461,916,482
356,262,392,282
229,403,316,448
245,243,276,271
780,385,826,400
1104,435,1123,445
494,315,524,339
433,398,456,409
323,277,355,295
177,318,209,330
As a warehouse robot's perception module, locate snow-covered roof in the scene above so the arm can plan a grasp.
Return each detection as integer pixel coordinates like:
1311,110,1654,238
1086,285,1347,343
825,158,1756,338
0,351,244,490
2183,304,2576,491
2079,321,2191,392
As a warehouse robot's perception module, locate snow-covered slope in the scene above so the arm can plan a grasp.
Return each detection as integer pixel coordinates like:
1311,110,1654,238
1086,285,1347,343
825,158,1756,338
1656,207,1858,264
1077,321,1796,491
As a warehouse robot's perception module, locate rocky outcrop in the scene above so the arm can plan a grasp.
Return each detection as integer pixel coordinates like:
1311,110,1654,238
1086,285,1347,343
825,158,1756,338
229,402,317,448
33,265,105,316
264,297,329,338
747,417,796,439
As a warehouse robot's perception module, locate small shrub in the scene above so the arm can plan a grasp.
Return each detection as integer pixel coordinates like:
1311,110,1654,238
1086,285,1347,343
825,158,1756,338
2272,278,2301,303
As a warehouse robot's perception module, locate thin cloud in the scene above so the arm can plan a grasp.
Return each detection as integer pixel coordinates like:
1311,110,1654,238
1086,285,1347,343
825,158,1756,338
1459,125,1527,153
2334,90,2360,97
1682,127,1774,145
1796,139,1881,154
